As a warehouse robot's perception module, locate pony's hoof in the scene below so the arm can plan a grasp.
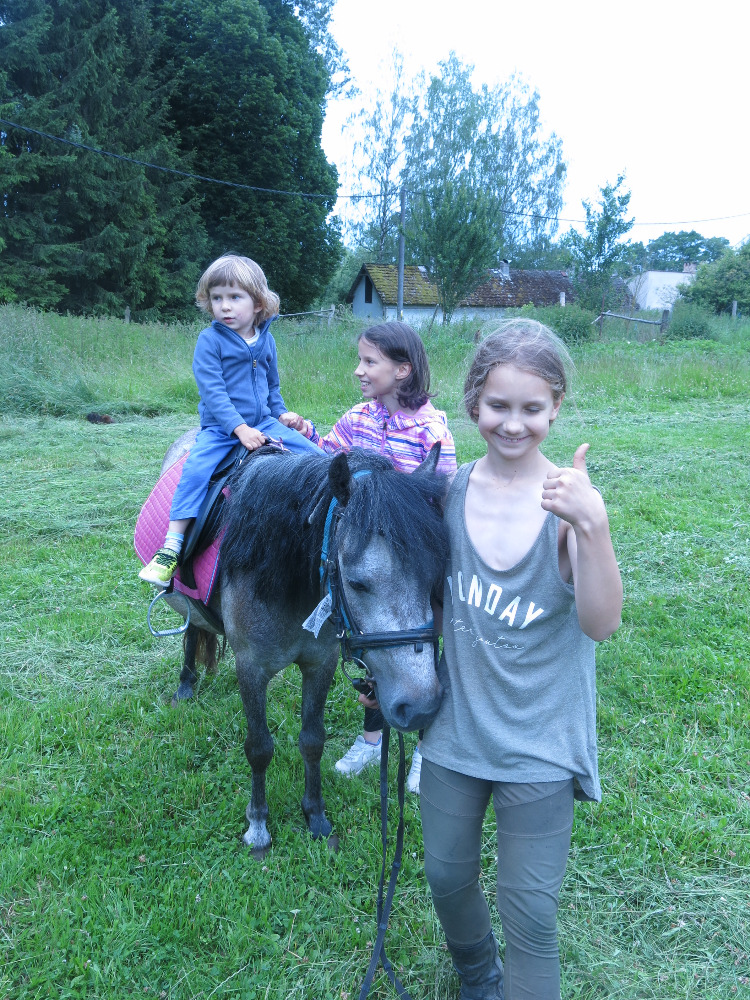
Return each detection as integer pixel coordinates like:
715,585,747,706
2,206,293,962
307,813,333,841
327,833,340,853
243,821,271,855
170,683,194,707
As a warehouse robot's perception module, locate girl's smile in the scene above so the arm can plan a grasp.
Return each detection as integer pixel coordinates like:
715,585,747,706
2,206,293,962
354,337,411,413
210,284,261,340
475,364,561,461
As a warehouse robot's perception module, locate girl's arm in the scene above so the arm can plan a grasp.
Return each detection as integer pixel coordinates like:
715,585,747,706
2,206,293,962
192,333,244,436
542,443,623,641
423,426,457,475
300,409,356,454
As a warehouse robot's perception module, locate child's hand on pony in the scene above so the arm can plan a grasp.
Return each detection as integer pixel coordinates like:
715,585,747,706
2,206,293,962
233,423,268,451
278,411,307,432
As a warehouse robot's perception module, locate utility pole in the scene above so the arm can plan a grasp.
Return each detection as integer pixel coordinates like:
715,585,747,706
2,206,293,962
397,186,406,321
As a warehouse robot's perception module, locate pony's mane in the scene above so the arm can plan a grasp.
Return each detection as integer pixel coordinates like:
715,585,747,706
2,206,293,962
220,448,448,606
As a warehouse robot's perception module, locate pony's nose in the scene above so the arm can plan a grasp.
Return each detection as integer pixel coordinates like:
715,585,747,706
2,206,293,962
386,683,444,734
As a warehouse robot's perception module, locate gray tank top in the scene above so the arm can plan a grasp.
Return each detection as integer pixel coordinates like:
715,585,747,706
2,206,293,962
421,462,601,801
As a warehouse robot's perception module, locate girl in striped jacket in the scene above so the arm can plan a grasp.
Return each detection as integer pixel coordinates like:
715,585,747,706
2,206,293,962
288,321,457,789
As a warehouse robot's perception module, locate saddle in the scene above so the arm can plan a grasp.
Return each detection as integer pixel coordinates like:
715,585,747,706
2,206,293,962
135,437,287,609
177,441,248,589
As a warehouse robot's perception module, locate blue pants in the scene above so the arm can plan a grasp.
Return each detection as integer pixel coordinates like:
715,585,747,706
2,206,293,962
420,760,574,1000
170,418,318,520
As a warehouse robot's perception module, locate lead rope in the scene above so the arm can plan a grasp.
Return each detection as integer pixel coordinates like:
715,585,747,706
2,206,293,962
357,725,414,1000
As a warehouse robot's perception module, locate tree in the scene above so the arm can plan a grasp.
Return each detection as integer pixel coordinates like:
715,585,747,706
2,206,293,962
399,55,566,316
511,234,570,271
409,180,499,324
156,0,342,312
644,230,731,271
0,0,343,316
564,176,634,312
682,242,750,314
404,57,566,259
0,0,205,315
343,49,410,261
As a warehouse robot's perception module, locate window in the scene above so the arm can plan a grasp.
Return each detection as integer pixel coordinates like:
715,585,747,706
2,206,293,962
364,276,373,304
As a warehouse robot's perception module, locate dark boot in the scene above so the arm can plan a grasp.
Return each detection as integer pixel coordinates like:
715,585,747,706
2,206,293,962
446,930,505,1000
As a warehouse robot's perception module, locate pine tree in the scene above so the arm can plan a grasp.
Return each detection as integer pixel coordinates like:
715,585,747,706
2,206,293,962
156,0,341,312
0,0,205,316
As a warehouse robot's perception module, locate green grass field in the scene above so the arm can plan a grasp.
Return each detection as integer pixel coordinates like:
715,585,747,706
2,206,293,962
1,305,749,999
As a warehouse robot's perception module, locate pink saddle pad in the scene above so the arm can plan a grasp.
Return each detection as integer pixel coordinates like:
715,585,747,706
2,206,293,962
134,453,222,604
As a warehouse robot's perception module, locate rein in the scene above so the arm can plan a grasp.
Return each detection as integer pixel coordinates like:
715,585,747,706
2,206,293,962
319,475,438,1000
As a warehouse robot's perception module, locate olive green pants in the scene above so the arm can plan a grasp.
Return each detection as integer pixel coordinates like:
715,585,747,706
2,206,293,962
420,760,574,1000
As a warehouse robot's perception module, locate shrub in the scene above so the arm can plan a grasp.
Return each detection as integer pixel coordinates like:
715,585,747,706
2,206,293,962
519,303,597,343
665,302,715,341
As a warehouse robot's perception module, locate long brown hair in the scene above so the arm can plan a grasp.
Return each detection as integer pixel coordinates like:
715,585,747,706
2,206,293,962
359,322,434,410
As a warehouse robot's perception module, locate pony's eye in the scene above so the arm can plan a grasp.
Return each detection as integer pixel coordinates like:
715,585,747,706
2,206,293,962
347,579,369,593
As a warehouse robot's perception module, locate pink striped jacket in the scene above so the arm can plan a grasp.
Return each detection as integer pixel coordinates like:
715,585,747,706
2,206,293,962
303,400,457,475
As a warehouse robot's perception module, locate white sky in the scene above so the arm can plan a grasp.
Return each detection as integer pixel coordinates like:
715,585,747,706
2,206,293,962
322,0,750,249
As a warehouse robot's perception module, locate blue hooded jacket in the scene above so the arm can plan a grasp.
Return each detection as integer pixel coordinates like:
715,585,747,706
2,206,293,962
192,317,287,436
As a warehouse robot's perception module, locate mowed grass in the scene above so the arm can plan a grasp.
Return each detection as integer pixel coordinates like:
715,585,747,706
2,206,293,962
0,305,749,999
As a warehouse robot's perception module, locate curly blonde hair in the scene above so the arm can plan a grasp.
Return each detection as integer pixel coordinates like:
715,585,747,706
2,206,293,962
195,255,280,325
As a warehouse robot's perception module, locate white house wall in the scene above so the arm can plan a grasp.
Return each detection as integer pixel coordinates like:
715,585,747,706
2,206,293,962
381,305,510,327
628,271,694,311
350,279,385,318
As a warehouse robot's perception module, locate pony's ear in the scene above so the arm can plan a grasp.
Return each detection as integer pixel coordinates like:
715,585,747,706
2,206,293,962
329,451,352,507
414,441,441,476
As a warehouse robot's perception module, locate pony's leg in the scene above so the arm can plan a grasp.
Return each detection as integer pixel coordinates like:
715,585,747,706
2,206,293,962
298,659,337,840
236,662,274,854
171,625,199,705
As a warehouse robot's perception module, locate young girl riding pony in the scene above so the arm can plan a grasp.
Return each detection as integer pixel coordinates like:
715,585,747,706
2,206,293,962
139,254,318,587
419,320,622,999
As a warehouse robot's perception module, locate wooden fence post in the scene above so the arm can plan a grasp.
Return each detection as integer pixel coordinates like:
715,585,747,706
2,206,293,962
660,309,670,336
732,300,738,319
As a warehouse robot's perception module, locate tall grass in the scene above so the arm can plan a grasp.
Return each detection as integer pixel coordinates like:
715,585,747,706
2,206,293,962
1,305,749,999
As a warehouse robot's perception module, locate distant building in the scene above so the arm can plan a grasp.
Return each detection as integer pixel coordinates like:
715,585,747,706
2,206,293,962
347,263,575,325
627,265,696,311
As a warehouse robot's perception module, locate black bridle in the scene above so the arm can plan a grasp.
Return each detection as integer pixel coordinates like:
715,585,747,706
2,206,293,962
320,480,440,693
319,479,439,1000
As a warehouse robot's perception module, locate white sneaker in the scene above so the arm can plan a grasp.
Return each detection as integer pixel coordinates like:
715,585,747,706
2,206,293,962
335,734,381,776
406,746,422,794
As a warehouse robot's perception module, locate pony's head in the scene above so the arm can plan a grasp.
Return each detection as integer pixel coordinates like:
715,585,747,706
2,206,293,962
327,445,448,732
220,445,449,731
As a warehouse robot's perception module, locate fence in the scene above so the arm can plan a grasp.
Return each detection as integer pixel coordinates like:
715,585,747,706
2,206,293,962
592,309,670,339
279,306,336,325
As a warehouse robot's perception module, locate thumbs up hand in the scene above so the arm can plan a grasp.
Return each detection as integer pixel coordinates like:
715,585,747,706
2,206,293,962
541,443,605,530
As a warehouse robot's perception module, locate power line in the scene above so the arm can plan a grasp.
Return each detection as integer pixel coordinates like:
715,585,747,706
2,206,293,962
0,118,359,201
2,117,750,230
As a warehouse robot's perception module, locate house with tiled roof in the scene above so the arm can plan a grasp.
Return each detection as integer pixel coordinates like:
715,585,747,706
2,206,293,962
346,263,575,325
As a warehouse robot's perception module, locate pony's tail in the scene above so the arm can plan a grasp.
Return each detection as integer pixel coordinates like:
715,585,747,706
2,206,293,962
184,629,225,675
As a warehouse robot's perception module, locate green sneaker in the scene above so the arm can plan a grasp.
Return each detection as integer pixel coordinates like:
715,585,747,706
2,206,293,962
139,547,179,587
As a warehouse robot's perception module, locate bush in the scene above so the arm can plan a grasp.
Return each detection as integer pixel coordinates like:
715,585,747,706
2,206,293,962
519,303,597,343
665,302,715,341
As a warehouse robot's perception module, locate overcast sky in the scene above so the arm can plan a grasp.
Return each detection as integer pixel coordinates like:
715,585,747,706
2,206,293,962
322,0,750,249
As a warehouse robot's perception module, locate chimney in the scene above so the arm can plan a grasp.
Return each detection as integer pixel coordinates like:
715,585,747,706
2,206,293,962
499,259,510,279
